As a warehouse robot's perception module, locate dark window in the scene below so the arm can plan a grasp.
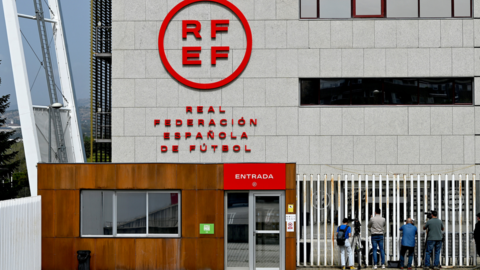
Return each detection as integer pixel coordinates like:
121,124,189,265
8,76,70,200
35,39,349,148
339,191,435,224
384,79,418,104
419,79,453,104
81,190,181,237
454,79,473,104
300,79,320,105
351,79,384,105
300,78,473,106
319,79,350,105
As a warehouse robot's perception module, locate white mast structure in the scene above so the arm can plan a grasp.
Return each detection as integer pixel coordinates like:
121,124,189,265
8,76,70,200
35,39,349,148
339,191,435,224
2,0,85,196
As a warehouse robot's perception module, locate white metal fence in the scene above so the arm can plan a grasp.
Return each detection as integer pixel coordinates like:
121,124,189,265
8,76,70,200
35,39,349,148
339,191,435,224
0,196,41,270
296,174,478,267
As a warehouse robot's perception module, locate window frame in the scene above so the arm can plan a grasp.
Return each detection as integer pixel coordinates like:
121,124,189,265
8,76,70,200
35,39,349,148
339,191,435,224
452,0,472,18
353,0,386,18
81,190,181,238
299,78,473,106
299,0,319,19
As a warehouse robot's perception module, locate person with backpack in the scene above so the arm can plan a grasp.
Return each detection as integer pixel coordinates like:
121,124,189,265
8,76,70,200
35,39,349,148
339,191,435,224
337,218,357,270
399,218,417,270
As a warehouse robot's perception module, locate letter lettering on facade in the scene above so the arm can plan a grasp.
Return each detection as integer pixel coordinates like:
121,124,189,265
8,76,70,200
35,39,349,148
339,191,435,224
182,20,202,38
182,47,202,65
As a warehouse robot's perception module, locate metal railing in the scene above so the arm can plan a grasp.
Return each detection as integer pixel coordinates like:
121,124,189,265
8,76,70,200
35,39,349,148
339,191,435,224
296,174,478,267
0,196,41,269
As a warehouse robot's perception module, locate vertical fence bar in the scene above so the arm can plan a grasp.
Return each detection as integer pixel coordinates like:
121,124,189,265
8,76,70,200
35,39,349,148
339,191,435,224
438,174,442,220
459,175,463,266
393,175,396,261
373,175,376,212
410,175,413,220
473,175,476,266
351,174,355,221
466,174,469,266
338,174,341,226
452,174,456,266
303,174,307,265
431,174,434,211
380,175,383,214
317,174,321,266
403,175,407,224
365,175,369,266
358,175,361,262
344,174,348,221
445,174,449,266
296,174,300,266
331,175,335,265
310,174,314,266
387,175,390,262
324,174,327,266
417,174,421,266
395,175,400,260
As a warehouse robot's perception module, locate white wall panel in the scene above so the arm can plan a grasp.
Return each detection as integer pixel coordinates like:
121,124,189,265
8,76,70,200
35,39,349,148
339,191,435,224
0,197,41,270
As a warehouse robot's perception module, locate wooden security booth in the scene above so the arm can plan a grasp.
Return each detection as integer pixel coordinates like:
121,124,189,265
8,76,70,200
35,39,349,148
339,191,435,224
38,163,296,270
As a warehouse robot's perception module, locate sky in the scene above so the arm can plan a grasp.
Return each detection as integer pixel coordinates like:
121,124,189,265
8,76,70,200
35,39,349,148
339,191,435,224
0,0,89,110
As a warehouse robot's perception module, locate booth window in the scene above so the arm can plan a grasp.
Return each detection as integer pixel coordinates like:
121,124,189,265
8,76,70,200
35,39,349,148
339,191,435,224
353,0,385,17
300,78,472,106
81,190,181,237
300,0,472,18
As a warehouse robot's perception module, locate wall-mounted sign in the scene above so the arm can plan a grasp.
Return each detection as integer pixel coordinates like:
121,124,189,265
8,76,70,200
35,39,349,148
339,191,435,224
200,223,214,234
288,204,294,213
223,163,286,190
287,221,294,232
158,0,253,90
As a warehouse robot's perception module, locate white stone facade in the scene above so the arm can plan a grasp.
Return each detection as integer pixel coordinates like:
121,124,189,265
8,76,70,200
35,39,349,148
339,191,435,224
112,0,480,176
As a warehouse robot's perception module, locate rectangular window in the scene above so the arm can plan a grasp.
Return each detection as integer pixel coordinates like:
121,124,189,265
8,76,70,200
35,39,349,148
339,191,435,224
353,0,385,17
81,190,181,237
300,0,318,18
454,0,471,17
319,0,352,18
386,0,418,17
300,0,471,18
300,78,473,106
420,0,452,17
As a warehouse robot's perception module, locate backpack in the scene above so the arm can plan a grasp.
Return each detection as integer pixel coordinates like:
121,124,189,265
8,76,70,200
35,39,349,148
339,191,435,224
337,225,349,246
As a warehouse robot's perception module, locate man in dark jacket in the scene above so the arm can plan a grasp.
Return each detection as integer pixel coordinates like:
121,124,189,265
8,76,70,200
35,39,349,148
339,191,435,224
475,213,480,257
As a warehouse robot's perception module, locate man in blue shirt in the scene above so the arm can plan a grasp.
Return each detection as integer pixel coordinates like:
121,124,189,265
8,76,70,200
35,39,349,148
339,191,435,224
336,218,357,270
399,218,417,270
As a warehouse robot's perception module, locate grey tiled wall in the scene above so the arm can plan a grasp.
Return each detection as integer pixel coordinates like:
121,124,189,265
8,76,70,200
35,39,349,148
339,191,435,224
112,0,480,176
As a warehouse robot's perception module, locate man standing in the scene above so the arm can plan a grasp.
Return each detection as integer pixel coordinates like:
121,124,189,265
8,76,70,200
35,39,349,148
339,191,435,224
475,213,480,257
399,218,417,270
423,211,444,270
368,208,386,269
336,218,357,270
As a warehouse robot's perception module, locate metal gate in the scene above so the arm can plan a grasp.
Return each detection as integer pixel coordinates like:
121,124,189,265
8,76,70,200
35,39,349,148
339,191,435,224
296,174,478,267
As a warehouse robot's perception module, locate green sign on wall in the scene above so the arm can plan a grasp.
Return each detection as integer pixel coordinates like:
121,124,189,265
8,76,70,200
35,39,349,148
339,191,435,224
200,223,214,234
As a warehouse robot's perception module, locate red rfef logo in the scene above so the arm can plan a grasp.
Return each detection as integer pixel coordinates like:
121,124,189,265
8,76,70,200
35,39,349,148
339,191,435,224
158,0,253,90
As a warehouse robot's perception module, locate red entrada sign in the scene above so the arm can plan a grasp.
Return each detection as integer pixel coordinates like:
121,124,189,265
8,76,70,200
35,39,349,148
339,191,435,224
158,0,253,90
224,163,286,190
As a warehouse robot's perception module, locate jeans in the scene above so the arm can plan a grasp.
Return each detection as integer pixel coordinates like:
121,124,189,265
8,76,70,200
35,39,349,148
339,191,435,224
340,239,354,266
399,246,415,268
425,240,442,267
371,235,385,265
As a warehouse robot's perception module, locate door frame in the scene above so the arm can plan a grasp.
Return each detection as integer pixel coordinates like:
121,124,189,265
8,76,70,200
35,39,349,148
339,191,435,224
225,191,285,270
